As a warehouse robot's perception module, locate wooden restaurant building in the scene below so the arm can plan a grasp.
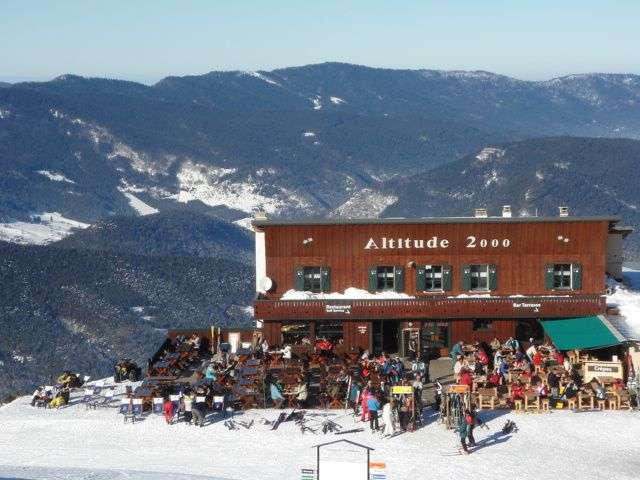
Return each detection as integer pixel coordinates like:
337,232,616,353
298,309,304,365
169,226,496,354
252,208,632,358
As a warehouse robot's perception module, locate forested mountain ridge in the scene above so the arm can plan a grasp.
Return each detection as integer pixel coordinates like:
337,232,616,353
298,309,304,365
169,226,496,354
2,63,640,399
0,240,254,400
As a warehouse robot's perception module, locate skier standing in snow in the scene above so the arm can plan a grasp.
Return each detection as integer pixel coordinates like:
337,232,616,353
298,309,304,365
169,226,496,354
464,407,483,447
457,413,470,454
367,390,381,432
381,398,397,436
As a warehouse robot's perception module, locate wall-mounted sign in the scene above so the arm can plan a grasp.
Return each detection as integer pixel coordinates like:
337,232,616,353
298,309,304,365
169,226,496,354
513,302,541,312
357,325,368,335
325,304,351,315
364,236,511,250
583,361,623,381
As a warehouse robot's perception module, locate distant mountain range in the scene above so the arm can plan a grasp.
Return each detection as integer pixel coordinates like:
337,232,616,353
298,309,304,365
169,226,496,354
1,62,639,398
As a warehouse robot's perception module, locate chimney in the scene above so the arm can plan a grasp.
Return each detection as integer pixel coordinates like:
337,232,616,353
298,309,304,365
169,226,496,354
558,206,569,217
474,208,488,218
502,205,512,218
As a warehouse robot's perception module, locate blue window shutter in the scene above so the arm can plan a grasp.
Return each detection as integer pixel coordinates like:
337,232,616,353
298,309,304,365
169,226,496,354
368,266,378,292
462,265,471,291
544,264,554,290
294,267,305,291
394,266,405,293
321,267,331,293
416,266,426,291
572,264,582,290
488,264,498,291
442,264,452,291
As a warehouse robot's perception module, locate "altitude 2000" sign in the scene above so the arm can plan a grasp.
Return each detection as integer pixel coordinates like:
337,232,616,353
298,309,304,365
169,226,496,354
364,236,511,250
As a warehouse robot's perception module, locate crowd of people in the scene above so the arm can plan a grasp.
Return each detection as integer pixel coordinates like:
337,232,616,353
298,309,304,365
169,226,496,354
450,336,630,410
29,371,83,409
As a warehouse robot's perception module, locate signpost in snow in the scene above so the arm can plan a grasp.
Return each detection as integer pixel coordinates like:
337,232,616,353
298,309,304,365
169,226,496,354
313,439,374,480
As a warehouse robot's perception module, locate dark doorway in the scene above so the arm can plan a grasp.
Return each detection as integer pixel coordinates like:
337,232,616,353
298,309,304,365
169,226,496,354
515,319,544,343
421,321,450,360
372,320,400,355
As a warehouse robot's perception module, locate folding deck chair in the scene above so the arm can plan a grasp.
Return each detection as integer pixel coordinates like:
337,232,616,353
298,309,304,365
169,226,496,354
169,394,181,422
82,388,96,410
152,397,164,414
120,398,134,423
94,388,116,408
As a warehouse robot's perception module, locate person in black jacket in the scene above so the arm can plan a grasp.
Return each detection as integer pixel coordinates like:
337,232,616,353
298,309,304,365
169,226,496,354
547,370,560,399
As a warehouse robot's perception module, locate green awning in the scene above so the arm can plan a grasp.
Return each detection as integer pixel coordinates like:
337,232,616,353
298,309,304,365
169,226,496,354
540,315,626,350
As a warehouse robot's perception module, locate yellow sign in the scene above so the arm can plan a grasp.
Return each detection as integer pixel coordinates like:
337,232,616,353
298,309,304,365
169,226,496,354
448,385,470,393
391,386,413,394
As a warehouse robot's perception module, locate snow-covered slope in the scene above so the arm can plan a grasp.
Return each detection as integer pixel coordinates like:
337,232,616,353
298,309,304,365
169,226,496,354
607,268,640,337
0,212,89,245
1,386,639,480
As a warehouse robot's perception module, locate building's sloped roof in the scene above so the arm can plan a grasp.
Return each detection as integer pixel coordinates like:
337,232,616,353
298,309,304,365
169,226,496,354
253,215,621,227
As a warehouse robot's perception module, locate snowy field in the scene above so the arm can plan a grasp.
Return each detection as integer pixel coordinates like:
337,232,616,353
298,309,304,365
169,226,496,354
1,389,640,480
1,269,638,479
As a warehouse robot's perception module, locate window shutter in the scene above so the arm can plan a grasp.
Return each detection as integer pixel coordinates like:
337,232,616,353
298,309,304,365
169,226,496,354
442,264,452,291
572,263,582,290
394,266,405,293
321,267,331,293
488,264,498,291
544,264,554,290
416,266,426,291
368,266,378,292
462,265,471,291
294,266,305,291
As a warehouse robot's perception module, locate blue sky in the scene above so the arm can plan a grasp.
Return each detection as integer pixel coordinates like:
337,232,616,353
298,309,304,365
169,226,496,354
1,0,638,84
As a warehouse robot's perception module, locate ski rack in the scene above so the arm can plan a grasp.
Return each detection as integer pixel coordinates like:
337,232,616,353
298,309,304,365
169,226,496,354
439,384,471,430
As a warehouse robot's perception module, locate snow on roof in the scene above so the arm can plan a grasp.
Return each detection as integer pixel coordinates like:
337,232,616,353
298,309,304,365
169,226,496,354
281,288,415,300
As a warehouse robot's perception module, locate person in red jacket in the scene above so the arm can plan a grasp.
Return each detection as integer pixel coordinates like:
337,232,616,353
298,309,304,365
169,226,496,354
163,398,174,425
510,381,525,404
360,384,372,422
488,370,502,387
476,349,489,367
532,351,543,367
459,369,473,388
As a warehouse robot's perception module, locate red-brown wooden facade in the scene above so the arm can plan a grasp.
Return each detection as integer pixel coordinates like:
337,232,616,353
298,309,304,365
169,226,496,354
252,216,621,353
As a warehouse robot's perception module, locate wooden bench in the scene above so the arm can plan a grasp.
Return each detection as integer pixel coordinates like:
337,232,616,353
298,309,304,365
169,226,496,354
477,387,498,410
615,391,632,410
578,392,594,410
524,393,540,413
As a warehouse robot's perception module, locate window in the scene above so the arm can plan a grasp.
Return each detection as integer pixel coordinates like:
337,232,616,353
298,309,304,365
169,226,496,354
316,321,344,344
282,322,310,345
470,264,489,291
553,263,572,289
376,266,395,291
303,267,322,292
295,266,330,292
425,265,443,291
473,319,493,331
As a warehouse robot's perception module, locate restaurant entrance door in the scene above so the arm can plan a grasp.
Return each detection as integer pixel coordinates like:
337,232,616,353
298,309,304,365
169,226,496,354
421,321,449,359
372,320,400,355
